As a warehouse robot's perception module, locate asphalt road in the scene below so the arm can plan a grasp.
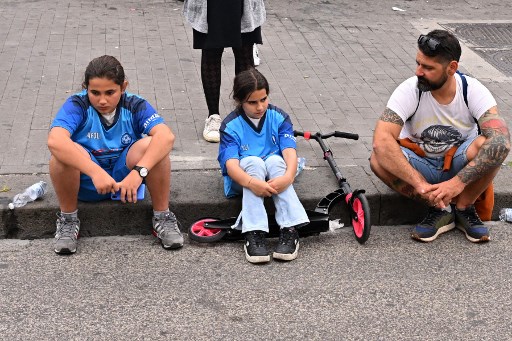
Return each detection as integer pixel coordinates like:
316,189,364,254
1,222,511,340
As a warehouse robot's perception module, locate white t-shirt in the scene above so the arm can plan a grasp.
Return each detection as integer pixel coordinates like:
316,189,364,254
387,73,496,157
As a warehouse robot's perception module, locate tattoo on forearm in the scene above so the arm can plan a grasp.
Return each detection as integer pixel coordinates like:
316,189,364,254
389,178,427,203
380,108,404,126
458,109,511,184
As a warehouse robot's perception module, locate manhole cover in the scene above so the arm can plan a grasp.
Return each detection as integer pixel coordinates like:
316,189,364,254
442,22,512,76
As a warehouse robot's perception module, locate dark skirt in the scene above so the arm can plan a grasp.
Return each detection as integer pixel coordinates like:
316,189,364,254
192,0,262,49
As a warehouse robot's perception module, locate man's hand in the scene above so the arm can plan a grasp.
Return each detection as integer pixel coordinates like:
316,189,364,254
426,177,465,208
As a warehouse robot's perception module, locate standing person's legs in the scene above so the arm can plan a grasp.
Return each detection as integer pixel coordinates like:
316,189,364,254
232,45,255,74
201,48,223,118
201,48,224,142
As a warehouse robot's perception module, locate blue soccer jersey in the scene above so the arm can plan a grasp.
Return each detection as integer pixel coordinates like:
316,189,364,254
50,90,164,170
218,104,297,196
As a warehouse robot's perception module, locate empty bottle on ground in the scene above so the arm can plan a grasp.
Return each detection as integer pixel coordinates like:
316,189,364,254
8,181,48,209
498,208,512,223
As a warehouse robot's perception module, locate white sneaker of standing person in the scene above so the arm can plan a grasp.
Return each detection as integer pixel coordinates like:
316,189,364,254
203,114,221,143
253,45,260,66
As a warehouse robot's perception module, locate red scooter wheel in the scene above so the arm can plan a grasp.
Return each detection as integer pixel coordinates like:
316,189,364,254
189,218,226,243
346,192,371,244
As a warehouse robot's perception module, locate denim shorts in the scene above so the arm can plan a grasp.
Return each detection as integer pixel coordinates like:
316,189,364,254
401,136,477,184
78,144,133,202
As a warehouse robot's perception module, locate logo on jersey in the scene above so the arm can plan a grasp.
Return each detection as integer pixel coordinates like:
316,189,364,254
241,144,249,151
143,113,161,129
87,132,100,139
283,133,296,142
121,133,132,145
271,135,277,145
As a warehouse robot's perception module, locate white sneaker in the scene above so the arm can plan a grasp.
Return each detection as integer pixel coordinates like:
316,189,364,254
203,114,221,142
253,45,260,66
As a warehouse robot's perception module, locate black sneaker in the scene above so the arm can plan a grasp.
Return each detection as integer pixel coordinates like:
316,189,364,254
273,227,300,261
411,206,455,242
244,231,270,264
455,205,490,243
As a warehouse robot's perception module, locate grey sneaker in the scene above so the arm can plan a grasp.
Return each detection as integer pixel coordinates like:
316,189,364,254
152,212,184,249
54,213,80,254
203,114,221,143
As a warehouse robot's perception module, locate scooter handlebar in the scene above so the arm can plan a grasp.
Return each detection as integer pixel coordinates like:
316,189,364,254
293,130,359,140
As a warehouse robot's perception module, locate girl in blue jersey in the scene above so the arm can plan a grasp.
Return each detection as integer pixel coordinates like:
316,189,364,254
48,55,183,254
218,68,309,263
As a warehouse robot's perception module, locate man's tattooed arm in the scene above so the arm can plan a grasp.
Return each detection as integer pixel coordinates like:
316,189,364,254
458,107,511,184
379,108,405,126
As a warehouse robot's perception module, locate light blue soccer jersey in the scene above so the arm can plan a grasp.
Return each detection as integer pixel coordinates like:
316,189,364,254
218,104,297,197
50,90,164,170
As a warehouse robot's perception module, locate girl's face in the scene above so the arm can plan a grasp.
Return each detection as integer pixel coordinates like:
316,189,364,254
87,77,127,114
242,89,269,119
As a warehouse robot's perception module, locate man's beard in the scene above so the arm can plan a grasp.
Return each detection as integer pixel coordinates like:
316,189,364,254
417,73,448,92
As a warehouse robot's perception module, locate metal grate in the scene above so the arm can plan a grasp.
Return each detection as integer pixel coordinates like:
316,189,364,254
442,23,512,76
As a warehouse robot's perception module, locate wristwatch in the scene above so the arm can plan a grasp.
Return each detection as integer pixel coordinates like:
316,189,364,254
133,165,148,178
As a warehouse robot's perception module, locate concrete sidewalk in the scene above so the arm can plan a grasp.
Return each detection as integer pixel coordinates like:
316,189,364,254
1,0,512,239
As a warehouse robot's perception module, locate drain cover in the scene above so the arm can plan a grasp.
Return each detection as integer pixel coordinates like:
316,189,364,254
442,23,512,76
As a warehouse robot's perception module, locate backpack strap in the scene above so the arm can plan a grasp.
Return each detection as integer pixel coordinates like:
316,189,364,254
411,90,422,118
456,70,469,107
457,70,481,134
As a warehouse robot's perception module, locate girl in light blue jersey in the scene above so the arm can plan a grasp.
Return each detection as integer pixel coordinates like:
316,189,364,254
48,55,183,254
218,68,309,264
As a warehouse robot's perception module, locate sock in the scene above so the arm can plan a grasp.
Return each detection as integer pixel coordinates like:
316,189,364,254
61,209,78,220
153,209,170,217
442,205,452,213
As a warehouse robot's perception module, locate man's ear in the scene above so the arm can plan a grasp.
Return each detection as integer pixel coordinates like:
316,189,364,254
447,60,458,75
121,80,128,92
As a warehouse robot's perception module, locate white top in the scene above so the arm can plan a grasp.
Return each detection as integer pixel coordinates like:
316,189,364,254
387,73,497,157
182,0,266,34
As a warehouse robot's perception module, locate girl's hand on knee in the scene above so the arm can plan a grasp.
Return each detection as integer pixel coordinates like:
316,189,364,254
267,175,293,194
248,178,278,197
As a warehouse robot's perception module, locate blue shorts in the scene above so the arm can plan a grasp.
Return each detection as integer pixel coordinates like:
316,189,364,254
401,136,477,184
78,144,133,202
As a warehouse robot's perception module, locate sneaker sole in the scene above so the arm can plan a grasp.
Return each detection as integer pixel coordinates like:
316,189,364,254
152,230,184,250
456,225,490,243
162,242,184,250
273,242,299,261
411,222,455,242
54,247,76,254
203,133,220,143
244,245,270,263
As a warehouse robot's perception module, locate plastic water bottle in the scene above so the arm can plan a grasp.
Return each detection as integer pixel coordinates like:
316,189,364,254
498,208,512,222
8,181,48,210
295,157,306,177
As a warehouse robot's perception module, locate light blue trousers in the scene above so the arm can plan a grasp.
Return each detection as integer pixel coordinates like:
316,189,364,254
232,155,310,233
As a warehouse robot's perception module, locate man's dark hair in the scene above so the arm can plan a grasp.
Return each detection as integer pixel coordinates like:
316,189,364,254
418,29,461,64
